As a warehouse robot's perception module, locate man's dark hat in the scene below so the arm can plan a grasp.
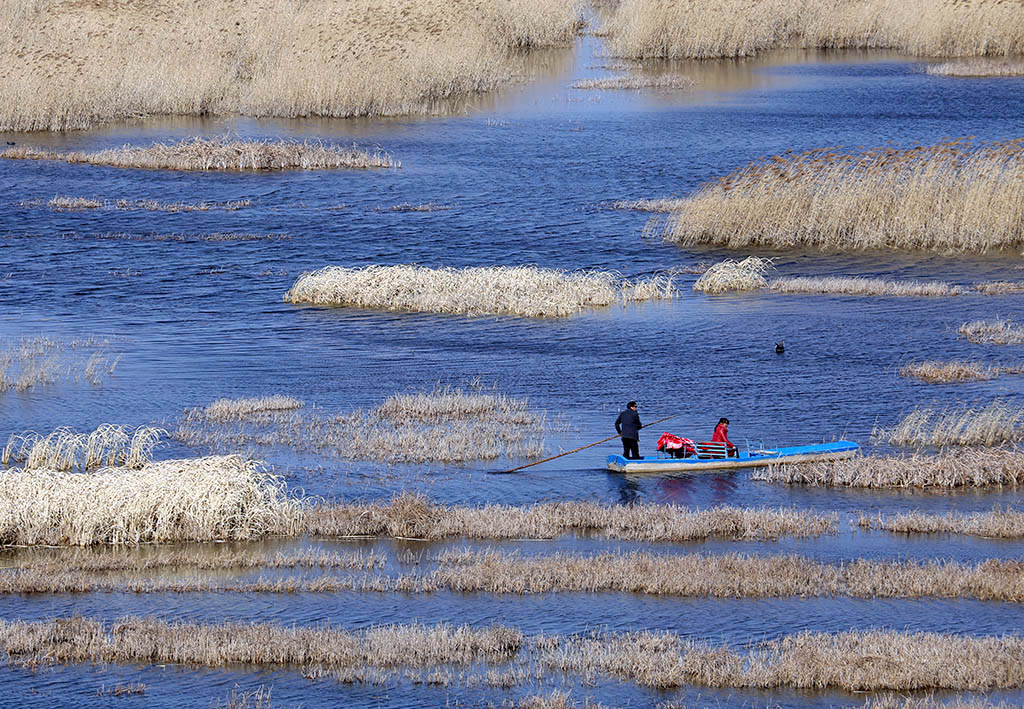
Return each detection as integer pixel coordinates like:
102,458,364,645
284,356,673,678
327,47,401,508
627,401,637,408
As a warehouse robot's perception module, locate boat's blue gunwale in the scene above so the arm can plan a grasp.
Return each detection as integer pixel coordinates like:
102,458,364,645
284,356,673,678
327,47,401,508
606,440,859,473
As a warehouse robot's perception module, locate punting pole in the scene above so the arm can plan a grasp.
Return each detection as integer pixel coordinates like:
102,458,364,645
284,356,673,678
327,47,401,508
489,414,677,475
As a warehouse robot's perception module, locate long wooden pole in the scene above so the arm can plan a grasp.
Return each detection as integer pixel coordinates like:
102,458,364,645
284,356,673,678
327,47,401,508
491,414,677,474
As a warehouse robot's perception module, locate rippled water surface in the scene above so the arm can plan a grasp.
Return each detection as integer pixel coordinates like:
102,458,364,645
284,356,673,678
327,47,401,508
1,32,1023,708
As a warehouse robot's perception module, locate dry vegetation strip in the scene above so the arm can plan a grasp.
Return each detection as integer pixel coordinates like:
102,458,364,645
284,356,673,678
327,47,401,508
301,493,837,541
660,139,1024,253
602,0,1024,59
0,456,300,546
898,360,995,383
2,138,395,171
176,385,552,463
928,59,1024,77
0,548,385,573
39,195,252,212
6,551,1024,600
752,448,1024,488
284,265,676,318
873,401,1024,447
859,508,1024,539
960,318,1024,345
4,617,1024,692
0,0,582,131
770,276,965,297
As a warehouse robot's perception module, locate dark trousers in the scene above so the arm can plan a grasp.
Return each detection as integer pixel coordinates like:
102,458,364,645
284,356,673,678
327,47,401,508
622,437,640,459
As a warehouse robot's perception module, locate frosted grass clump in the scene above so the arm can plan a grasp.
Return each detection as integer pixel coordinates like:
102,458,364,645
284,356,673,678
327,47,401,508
959,318,1024,345
284,265,676,317
770,276,965,297
2,425,165,471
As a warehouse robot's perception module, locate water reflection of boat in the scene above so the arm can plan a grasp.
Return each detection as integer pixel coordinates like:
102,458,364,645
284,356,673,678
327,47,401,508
606,440,859,473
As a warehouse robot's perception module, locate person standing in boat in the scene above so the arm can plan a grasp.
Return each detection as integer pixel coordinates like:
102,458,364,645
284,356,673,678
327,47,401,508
615,401,643,460
713,417,738,457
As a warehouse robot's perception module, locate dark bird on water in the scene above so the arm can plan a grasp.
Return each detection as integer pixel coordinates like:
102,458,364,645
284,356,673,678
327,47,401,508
4,142,13,146
775,340,785,354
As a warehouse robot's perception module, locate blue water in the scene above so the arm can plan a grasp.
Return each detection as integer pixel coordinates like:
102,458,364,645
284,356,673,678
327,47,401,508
1,34,1024,707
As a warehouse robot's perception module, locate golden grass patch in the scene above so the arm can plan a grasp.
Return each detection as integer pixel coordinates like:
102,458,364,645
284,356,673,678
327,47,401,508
858,508,1024,538
2,138,395,171
959,318,1024,345
660,139,1024,253
284,265,676,317
0,0,582,131
897,360,995,382
602,0,1024,59
874,401,1024,447
752,447,1024,488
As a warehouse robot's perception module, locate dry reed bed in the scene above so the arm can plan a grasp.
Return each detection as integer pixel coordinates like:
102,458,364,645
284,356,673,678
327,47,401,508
0,0,582,131
571,75,694,90
770,276,965,297
176,385,550,463
859,508,1024,538
974,281,1024,295
873,401,1024,447
2,138,395,171
19,551,1024,601
693,257,772,294
960,318,1024,345
4,617,1024,692
866,697,1023,709
753,448,1024,488
897,360,997,383
302,492,837,541
284,265,676,318
39,195,252,212
601,0,1024,59
660,138,1024,253
3,424,164,470
0,456,299,546
928,59,1024,76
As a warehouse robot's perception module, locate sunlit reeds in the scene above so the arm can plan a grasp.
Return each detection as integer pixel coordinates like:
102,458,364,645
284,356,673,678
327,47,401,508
865,695,1023,709
770,276,965,297
873,401,1024,447
0,335,121,392
175,384,552,463
858,508,1024,538
660,139,1024,253
2,138,396,171
302,492,837,541
284,265,676,317
959,318,1024,344
0,0,582,131
927,60,1024,77
897,360,994,382
610,198,689,212
602,0,1024,59
0,455,300,545
752,448,1024,488
2,424,165,470
974,281,1024,295
571,75,694,90
5,617,1023,692
692,257,772,294
37,195,252,212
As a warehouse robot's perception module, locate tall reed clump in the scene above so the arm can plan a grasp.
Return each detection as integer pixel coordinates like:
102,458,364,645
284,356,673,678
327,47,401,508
692,257,773,294
2,138,396,171
175,384,554,463
0,455,301,545
284,265,676,317
660,138,1024,253
959,318,1024,345
601,0,1024,60
0,0,582,131
2,424,165,470
873,401,1024,447
752,448,1024,488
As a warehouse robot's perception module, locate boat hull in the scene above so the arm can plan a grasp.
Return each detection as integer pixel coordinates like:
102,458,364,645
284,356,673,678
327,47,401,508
606,441,859,473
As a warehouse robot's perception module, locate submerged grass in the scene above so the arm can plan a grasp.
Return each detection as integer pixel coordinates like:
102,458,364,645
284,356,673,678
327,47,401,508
0,455,300,546
284,264,676,317
0,335,121,392
660,138,1024,253
2,138,396,171
873,401,1024,447
959,318,1024,345
4,617,1024,692
602,0,1024,59
927,59,1024,77
571,75,694,90
752,448,1024,488
176,384,552,463
39,195,252,212
0,0,582,131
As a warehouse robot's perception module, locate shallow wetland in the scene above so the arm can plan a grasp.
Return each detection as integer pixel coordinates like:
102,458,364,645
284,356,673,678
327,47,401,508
1,4,1024,708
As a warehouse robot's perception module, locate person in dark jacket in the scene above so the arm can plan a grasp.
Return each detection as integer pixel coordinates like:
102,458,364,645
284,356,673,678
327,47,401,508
615,401,643,459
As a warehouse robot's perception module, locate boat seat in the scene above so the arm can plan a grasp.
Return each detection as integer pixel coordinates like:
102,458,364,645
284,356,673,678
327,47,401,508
694,441,730,459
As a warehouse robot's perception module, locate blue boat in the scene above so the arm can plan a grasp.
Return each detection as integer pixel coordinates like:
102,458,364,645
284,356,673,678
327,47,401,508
606,440,859,473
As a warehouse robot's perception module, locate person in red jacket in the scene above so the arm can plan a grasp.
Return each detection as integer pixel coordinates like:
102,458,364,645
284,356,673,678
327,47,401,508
712,417,738,457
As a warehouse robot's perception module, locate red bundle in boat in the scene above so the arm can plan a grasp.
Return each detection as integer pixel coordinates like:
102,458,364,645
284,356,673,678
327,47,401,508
656,433,695,456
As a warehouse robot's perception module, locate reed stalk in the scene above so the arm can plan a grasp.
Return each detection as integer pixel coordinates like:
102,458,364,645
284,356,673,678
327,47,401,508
2,138,396,171
284,265,676,318
602,0,1024,59
661,139,1024,253
752,447,1024,488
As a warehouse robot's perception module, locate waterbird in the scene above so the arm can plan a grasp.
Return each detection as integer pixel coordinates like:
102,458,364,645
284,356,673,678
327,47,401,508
776,340,785,354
